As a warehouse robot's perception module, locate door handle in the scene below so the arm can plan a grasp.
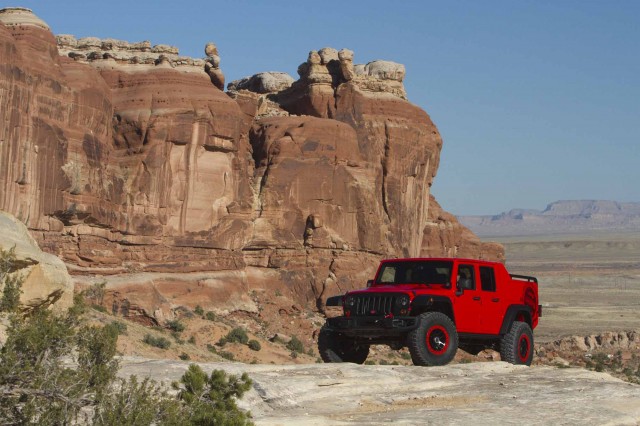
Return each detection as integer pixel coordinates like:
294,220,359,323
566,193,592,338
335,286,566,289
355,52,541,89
492,298,500,302
472,296,481,301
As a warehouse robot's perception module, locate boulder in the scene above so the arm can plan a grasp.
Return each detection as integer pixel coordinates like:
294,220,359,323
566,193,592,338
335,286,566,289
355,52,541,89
0,211,73,311
227,72,294,93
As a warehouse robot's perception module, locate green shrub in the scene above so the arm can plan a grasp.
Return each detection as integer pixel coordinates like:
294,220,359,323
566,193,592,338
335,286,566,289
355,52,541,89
166,319,186,333
176,365,252,424
0,299,118,423
172,331,185,344
84,280,106,307
143,334,171,350
110,321,128,335
248,340,261,351
0,299,254,425
286,336,305,354
0,247,23,313
91,304,108,313
179,352,191,361
205,311,216,321
188,335,196,345
194,305,204,316
219,351,235,361
220,327,249,346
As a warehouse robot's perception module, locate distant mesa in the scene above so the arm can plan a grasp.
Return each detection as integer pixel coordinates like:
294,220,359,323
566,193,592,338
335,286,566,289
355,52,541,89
459,200,640,237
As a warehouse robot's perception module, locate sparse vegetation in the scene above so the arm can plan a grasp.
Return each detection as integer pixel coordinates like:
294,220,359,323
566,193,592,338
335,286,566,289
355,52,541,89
143,334,172,350
110,320,128,335
219,350,235,361
194,305,204,316
0,247,22,313
286,336,305,354
91,304,108,313
219,327,249,346
205,311,216,321
166,319,186,333
248,340,262,351
84,280,107,309
0,292,254,425
179,352,191,361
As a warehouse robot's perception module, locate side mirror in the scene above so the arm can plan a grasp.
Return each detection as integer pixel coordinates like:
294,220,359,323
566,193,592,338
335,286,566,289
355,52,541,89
366,279,373,288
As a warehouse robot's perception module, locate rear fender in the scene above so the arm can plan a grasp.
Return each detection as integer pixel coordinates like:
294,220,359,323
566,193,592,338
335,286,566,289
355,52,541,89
499,305,533,335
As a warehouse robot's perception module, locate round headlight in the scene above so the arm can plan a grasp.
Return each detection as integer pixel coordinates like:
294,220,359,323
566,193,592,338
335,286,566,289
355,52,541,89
345,296,356,307
396,295,410,307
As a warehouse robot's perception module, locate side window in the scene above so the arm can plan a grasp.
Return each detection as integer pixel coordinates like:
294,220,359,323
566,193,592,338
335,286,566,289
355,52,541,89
480,266,496,292
457,264,475,290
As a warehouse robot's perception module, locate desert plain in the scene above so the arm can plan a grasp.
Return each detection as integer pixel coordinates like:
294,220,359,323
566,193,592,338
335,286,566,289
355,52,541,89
498,231,640,341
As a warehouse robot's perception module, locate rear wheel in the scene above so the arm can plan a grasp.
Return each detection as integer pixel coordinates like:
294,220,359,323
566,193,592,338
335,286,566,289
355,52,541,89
500,321,533,366
407,312,458,366
318,325,369,364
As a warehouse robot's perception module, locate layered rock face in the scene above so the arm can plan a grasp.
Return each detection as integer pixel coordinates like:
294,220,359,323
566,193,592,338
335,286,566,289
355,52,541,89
0,8,502,321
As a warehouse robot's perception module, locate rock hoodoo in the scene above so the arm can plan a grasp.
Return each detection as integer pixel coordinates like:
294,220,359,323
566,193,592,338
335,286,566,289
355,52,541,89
0,8,502,322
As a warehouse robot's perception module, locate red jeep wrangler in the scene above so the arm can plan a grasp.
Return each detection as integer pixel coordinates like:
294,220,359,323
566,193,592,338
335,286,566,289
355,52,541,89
319,258,540,366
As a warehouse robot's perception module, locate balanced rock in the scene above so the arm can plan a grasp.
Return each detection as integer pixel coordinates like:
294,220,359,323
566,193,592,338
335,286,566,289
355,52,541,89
227,72,294,94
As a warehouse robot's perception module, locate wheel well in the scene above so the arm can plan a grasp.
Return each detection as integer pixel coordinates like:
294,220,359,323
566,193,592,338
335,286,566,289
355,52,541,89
499,305,533,335
515,310,532,327
414,302,455,324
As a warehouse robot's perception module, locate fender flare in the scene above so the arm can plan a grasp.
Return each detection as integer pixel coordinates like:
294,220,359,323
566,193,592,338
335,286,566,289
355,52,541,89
499,304,533,335
412,295,455,322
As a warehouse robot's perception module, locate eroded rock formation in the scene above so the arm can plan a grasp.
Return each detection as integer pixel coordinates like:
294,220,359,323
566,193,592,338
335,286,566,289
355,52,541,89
0,7,502,322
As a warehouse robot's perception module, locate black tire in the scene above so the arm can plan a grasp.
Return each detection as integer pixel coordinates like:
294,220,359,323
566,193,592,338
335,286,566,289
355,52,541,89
318,326,369,364
407,312,458,366
500,321,534,366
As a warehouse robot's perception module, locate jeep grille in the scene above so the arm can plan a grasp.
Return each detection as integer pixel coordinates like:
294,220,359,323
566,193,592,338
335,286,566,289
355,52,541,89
350,293,400,317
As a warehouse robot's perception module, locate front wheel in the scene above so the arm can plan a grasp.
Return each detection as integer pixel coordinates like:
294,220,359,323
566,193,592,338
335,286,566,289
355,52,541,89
500,321,534,366
407,312,458,366
318,325,369,364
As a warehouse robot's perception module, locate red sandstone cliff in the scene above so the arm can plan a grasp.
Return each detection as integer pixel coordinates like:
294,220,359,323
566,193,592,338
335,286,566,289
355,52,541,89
0,8,502,321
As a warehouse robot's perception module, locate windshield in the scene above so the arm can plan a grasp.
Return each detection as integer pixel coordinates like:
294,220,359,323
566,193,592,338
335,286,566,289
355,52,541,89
376,261,453,286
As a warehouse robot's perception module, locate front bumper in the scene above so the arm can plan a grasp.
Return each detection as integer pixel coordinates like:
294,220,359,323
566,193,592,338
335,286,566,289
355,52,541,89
326,315,418,337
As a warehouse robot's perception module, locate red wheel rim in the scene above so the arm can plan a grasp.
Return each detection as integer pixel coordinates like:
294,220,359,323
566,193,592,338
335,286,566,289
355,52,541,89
426,325,449,355
518,334,530,362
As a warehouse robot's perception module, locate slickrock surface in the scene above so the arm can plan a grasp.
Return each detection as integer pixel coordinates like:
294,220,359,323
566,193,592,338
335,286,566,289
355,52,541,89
119,358,640,425
0,7,502,320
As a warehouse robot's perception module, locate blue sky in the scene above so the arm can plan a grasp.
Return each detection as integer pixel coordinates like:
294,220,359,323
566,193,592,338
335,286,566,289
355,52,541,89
15,0,640,215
